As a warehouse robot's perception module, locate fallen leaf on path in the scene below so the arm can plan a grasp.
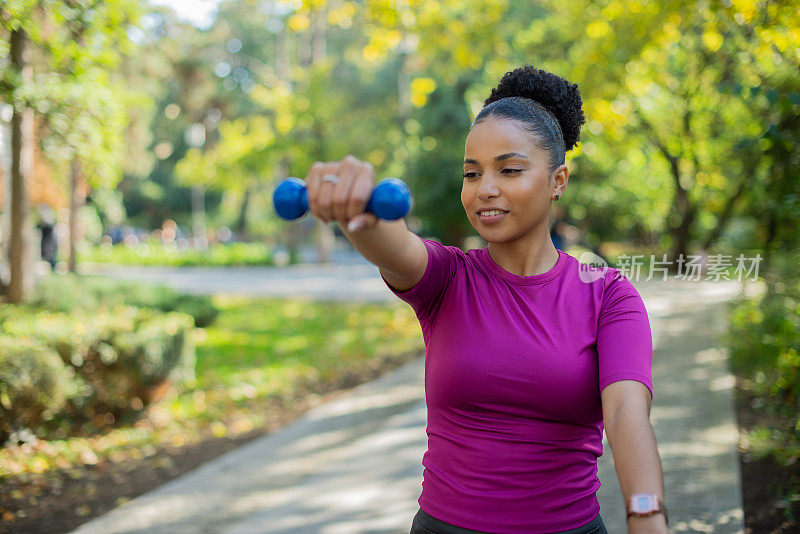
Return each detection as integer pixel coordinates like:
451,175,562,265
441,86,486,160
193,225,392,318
75,504,91,517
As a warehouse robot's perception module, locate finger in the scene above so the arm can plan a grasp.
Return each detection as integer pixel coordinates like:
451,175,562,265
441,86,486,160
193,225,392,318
308,162,339,222
305,161,326,217
317,177,337,223
345,213,378,233
346,162,375,220
332,158,358,223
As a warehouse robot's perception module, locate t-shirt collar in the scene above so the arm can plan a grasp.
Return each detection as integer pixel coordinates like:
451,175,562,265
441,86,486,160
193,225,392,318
479,247,567,285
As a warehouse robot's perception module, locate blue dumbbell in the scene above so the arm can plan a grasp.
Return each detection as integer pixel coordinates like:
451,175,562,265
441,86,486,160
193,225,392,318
273,177,412,221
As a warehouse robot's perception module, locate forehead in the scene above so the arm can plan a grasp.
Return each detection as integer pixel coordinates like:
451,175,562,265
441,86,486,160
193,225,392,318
464,117,543,159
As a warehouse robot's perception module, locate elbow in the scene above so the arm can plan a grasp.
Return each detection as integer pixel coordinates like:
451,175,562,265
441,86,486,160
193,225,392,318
601,380,653,439
603,400,652,443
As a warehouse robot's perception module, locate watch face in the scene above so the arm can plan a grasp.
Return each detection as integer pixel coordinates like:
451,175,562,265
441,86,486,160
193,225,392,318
631,493,658,513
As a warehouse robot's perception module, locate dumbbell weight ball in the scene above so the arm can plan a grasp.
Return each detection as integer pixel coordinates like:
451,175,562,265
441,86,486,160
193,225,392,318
272,177,412,221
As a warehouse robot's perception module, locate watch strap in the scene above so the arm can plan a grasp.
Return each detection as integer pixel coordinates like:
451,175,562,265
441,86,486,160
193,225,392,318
626,494,668,525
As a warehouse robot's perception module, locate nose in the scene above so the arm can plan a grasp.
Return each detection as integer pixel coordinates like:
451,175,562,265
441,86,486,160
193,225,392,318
477,172,500,200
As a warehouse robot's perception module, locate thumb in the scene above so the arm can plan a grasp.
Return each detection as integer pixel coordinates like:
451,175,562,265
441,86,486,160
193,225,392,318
345,213,378,233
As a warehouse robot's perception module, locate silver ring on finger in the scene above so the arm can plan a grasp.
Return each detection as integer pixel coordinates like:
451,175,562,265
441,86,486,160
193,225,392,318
321,174,339,185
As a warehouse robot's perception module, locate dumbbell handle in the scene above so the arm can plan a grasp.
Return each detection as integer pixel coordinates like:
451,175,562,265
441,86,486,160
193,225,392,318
273,177,412,221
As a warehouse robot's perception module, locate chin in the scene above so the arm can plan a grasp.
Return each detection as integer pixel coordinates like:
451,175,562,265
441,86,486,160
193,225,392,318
473,228,508,245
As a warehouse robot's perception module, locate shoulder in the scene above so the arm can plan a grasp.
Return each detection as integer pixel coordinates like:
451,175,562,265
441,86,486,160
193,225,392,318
550,250,609,295
422,239,486,271
421,238,466,258
601,267,644,302
596,267,650,325
552,251,648,317
556,251,639,293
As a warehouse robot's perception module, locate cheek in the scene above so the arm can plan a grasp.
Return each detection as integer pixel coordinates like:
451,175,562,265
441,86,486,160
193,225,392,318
525,176,551,200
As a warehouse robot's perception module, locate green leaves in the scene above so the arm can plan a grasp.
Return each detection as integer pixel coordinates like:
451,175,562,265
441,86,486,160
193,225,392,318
0,0,39,31
2,0,146,194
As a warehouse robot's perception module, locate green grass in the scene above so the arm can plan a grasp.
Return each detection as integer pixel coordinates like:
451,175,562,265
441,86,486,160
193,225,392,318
78,241,274,266
174,296,424,426
0,297,424,478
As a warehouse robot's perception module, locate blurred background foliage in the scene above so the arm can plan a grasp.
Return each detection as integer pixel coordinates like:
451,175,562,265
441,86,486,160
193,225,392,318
1,0,797,263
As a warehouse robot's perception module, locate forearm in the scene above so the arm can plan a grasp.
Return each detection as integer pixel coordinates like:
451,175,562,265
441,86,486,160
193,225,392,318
340,219,427,290
605,406,667,533
303,155,427,289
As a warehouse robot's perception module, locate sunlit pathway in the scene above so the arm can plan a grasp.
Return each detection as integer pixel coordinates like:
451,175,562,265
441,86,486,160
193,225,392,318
597,278,747,533
72,354,428,534
71,278,747,534
78,261,394,302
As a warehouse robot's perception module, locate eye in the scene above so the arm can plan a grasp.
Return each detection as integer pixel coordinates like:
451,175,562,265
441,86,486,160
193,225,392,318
502,168,522,175
463,171,479,180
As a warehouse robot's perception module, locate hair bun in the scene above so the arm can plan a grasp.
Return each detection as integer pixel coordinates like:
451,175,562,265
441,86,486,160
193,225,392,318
484,65,585,152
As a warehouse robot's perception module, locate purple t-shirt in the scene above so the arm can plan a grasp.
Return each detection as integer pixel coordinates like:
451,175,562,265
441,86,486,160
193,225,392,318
386,239,653,533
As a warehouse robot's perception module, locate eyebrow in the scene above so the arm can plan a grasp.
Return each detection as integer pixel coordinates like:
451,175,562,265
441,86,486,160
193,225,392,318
463,152,529,165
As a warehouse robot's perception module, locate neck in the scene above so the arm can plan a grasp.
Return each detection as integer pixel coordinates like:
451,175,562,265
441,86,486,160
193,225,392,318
487,232,560,277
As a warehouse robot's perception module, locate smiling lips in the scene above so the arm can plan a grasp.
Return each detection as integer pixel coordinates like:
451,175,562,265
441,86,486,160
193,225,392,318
477,208,509,223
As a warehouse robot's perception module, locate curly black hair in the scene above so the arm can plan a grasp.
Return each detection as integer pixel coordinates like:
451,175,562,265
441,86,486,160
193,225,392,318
473,65,586,173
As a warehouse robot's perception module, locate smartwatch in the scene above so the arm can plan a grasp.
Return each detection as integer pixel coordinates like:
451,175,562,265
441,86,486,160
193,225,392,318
626,493,668,525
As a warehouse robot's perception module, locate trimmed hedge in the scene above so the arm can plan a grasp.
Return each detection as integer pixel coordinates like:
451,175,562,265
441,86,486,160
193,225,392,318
30,274,219,327
0,336,74,443
0,305,196,442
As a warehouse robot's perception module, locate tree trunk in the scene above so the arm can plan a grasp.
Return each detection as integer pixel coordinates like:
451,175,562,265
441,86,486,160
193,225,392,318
235,186,250,240
8,28,35,303
761,207,777,275
315,221,335,264
68,159,83,273
192,185,206,249
276,23,290,80
666,175,697,271
273,31,298,261
312,120,334,263
702,176,748,251
311,8,326,64
670,196,697,270
310,6,335,263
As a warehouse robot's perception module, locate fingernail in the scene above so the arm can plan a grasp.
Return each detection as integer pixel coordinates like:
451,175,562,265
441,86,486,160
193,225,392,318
347,220,364,232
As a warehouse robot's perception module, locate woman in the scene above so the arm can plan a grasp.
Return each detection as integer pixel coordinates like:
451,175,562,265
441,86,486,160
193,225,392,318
303,66,667,534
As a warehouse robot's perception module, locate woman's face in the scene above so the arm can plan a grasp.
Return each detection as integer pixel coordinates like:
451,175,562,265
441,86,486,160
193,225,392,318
461,116,562,247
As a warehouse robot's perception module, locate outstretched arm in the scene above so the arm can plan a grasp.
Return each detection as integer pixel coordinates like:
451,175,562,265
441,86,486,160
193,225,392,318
305,155,428,291
601,380,668,534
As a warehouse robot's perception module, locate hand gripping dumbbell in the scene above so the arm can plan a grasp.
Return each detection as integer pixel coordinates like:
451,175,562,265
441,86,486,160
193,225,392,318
272,177,412,221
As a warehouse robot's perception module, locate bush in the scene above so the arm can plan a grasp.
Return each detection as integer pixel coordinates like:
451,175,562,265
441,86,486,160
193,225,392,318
31,274,219,327
0,336,74,443
726,251,800,464
106,309,197,397
1,306,196,423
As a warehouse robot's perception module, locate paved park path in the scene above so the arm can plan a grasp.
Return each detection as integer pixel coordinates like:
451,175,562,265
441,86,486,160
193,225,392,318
73,262,749,533
78,249,393,302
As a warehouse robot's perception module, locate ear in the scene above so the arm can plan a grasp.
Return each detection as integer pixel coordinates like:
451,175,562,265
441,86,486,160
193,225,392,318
551,164,569,195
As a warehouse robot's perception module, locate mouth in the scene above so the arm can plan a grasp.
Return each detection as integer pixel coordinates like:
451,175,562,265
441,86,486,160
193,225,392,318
476,208,509,223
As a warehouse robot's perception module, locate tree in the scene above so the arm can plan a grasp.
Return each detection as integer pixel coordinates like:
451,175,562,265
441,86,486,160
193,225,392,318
513,0,799,266
2,0,145,291
159,0,800,260
36,0,142,272
1,0,39,303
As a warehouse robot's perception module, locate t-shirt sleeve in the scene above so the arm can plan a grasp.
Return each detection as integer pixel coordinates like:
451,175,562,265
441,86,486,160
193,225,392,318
382,239,457,322
596,270,654,397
